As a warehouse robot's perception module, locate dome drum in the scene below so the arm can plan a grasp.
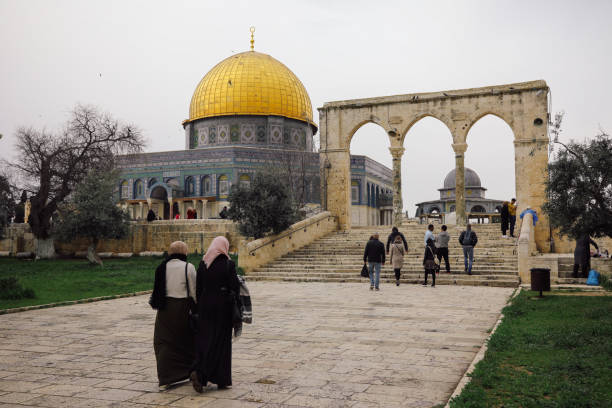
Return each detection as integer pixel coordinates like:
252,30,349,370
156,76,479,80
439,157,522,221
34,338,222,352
184,115,313,151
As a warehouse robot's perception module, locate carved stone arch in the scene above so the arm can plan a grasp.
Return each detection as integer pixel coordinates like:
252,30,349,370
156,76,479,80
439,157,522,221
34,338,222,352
346,118,395,148
464,110,516,142
400,112,454,144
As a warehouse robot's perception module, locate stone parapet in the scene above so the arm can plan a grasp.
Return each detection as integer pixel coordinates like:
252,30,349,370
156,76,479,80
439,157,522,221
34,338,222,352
239,212,338,273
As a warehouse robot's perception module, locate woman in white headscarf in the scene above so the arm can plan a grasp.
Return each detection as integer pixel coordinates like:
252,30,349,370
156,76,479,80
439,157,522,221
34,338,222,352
149,241,197,389
190,236,240,392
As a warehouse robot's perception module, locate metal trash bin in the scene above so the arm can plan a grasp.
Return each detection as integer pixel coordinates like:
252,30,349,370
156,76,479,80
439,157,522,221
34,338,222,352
531,268,551,297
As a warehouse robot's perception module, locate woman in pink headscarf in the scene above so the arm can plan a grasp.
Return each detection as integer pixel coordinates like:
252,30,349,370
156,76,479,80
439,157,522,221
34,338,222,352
190,236,240,393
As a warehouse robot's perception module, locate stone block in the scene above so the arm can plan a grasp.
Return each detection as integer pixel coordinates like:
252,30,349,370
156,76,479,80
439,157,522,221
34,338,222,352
113,253,133,258
0,251,10,257
97,252,113,258
15,252,33,259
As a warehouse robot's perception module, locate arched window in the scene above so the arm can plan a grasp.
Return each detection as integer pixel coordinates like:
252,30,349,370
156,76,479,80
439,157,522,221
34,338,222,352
239,174,251,188
133,179,144,199
351,180,360,204
366,183,370,207
148,178,157,188
429,207,441,214
185,176,195,196
495,205,502,213
120,180,129,199
218,175,229,197
471,205,486,213
201,176,211,195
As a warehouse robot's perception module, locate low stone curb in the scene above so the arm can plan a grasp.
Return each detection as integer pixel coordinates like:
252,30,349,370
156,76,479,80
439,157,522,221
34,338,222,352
0,290,152,315
444,286,522,408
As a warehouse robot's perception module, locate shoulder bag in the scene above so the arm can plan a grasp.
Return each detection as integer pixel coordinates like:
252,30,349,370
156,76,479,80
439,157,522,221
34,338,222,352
184,263,199,334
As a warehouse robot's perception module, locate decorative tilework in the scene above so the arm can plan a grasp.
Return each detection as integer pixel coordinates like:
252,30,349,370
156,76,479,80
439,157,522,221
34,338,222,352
283,128,290,145
256,126,266,143
230,124,240,143
241,124,256,143
270,125,282,144
291,128,300,146
199,127,209,146
218,125,229,144
209,127,217,144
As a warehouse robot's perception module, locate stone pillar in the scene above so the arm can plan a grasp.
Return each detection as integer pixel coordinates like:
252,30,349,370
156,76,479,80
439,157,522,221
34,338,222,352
452,143,468,226
389,147,405,227
169,198,174,220
201,199,208,219
320,149,351,230
138,202,144,220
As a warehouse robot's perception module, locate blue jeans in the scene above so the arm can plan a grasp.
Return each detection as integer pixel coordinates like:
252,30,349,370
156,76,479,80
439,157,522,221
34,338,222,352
368,262,381,288
463,246,474,274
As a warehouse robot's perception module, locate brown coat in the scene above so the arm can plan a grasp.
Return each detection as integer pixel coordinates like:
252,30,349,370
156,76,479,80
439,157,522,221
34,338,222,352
389,242,405,269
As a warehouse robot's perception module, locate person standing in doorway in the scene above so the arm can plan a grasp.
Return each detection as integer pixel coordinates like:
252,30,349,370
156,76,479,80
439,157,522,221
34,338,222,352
500,201,509,238
508,198,517,237
424,224,435,246
573,234,599,278
363,233,385,291
459,224,478,275
389,235,405,286
436,225,451,273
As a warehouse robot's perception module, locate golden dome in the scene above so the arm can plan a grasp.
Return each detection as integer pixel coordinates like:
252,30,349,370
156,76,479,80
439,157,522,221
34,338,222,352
186,51,315,128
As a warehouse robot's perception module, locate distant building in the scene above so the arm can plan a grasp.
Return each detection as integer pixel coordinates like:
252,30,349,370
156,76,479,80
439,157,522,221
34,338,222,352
116,38,391,224
415,168,504,217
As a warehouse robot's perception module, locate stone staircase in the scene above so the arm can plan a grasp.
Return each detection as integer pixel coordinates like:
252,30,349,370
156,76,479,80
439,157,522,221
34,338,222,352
555,257,587,285
248,223,520,287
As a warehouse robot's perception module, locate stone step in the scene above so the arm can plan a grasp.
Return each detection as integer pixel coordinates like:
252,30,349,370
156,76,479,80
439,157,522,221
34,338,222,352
247,276,519,288
248,271,518,279
254,266,518,273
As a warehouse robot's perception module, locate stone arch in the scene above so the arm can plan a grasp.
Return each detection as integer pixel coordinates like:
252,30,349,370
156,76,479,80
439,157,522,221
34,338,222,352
471,205,486,213
400,113,454,143
201,175,212,196
347,119,394,147
133,179,144,199
464,110,516,143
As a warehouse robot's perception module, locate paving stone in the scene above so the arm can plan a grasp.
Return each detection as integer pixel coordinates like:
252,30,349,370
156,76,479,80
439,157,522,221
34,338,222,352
0,282,511,407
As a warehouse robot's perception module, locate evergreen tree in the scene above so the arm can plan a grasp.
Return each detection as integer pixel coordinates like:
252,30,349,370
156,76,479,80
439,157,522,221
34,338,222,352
53,169,130,265
0,175,15,238
228,172,298,239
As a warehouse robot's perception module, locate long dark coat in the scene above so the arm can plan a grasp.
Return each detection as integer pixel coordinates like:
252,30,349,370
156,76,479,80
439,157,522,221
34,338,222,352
192,255,240,388
574,235,598,264
500,204,509,231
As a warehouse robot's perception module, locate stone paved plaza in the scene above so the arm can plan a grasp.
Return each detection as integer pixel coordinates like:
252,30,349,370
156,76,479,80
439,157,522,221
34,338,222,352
0,282,513,407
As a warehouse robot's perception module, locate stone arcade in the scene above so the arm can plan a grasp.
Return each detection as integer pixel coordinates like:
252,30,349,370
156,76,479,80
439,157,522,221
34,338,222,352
318,80,551,251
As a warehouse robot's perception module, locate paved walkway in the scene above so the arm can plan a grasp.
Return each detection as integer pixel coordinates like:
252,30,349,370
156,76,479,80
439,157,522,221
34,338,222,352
0,282,513,407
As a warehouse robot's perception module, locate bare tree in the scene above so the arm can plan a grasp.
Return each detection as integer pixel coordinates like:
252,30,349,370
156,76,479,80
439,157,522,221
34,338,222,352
12,105,145,258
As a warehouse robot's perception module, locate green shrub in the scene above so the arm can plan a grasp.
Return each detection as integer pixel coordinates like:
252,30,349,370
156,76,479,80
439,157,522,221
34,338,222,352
600,274,612,291
0,277,36,300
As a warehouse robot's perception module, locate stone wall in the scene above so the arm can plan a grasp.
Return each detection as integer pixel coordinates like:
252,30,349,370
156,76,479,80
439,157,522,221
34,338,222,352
238,212,337,273
1,220,242,257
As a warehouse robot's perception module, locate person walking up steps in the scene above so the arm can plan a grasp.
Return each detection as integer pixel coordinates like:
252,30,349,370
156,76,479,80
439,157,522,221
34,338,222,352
390,236,405,286
436,225,451,273
459,224,478,275
423,238,437,287
508,198,517,237
424,224,435,245
386,226,408,254
364,233,385,291
500,201,509,238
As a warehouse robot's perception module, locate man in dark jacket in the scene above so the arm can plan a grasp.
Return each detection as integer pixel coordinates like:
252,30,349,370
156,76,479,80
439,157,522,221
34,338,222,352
458,224,478,275
573,234,599,278
386,226,408,253
364,233,385,291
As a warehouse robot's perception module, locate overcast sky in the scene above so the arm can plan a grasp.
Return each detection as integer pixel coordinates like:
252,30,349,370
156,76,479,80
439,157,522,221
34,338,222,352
1,0,611,214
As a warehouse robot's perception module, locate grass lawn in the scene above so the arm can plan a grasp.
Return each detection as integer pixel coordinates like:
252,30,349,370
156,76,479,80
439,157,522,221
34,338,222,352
0,254,208,310
450,290,612,408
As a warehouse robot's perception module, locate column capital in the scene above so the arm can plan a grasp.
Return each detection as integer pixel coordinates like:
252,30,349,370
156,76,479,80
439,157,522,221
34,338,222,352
452,143,468,154
388,147,405,159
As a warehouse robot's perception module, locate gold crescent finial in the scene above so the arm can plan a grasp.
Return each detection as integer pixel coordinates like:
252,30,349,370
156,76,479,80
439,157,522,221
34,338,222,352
250,26,255,51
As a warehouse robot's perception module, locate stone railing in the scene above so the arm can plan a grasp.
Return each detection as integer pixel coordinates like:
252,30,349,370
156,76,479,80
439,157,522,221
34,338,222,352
517,212,537,283
238,212,337,273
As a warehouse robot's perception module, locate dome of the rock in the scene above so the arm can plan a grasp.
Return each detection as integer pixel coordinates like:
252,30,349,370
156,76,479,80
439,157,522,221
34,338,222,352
185,51,315,128
443,167,482,189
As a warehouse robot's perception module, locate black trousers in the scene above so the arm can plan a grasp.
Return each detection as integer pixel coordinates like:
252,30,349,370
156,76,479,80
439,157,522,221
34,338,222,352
509,216,516,237
501,219,509,236
424,269,436,285
394,268,401,280
436,248,450,272
573,261,590,278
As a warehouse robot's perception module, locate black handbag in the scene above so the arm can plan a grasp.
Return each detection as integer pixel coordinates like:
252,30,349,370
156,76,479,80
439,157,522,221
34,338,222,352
184,264,199,334
360,264,370,278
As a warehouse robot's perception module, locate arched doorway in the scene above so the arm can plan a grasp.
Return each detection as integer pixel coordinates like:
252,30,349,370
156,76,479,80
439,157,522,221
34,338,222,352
150,185,169,220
